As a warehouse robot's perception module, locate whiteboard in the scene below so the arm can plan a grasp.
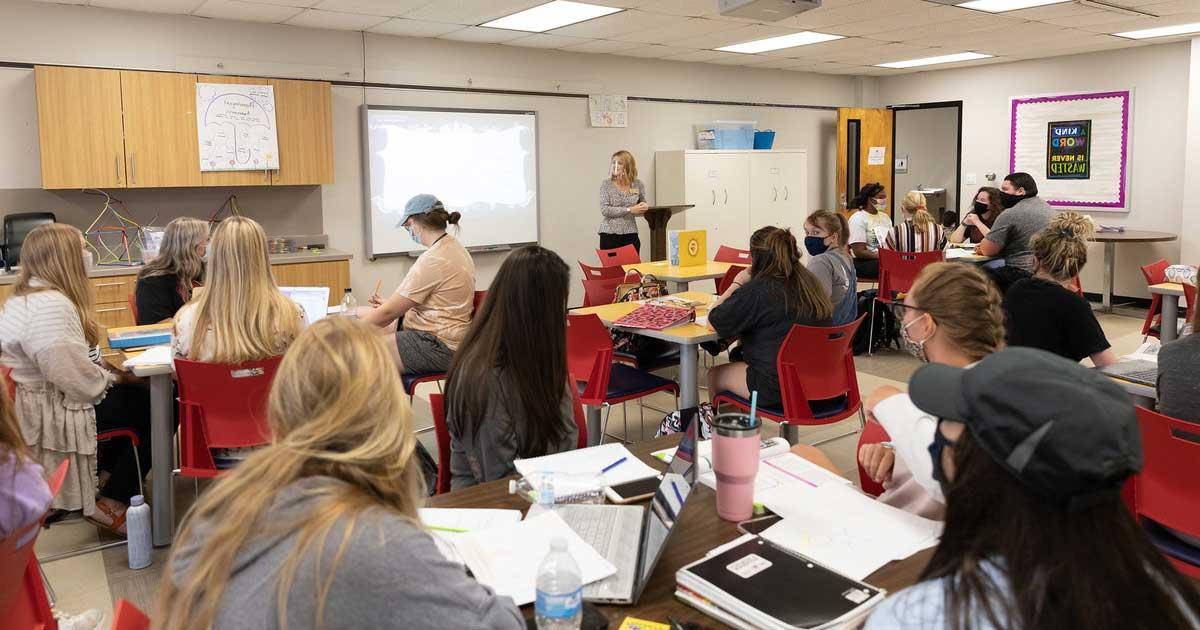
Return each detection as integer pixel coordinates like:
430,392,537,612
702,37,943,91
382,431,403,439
196,82,280,172
362,106,539,258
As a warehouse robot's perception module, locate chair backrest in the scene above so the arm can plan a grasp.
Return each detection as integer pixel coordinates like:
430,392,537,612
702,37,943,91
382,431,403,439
472,290,487,314
113,599,151,630
878,249,943,301
857,420,892,498
578,260,624,281
3,212,55,267
0,521,53,630
581,276,624,308
1140,259,1170,286
1070,275,1084,298
565,314,613,407
777,315,866,420
716,265,746,295
595,245,639,268
128,293,140,324
714,245,751,265
429,393,451,495
1135,405,1200,539
176,356,283,456
568,372,588,449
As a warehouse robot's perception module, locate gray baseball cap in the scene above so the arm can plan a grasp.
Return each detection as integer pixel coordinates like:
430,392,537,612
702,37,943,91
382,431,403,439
397,194,444,227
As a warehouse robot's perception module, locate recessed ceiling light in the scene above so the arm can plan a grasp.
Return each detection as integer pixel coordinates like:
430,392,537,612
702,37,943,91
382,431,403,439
876,52,993,69
1114,22,1200,40
957,0,1070,12
481,1,622,33
716,31,844,54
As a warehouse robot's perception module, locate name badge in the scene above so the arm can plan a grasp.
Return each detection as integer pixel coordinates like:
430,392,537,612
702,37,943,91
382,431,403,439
630,188,640,195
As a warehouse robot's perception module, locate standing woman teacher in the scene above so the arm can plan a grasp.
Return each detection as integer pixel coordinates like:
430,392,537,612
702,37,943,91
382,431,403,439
598,150,648,254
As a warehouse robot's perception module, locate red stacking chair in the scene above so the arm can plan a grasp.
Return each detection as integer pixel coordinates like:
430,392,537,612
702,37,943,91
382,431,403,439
1070,276,1084,298
856,420,892,498
127,293,140,324
1132,406,1200,578
715,265,745,295
1183,281,1196,327
567,314,678,444
713,245,751,265
0,461,68,629
112,599,151,630
1139,259,1170,339
579,260,624,282
870,249,944,354
714,317,867,446
428,394,452,495
176,356,282,478
581,275,625,309
402,290,488,399
569,372,588,449
596,245,640,268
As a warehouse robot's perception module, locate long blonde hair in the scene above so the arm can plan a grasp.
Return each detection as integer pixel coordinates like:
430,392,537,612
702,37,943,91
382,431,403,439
611,150,637,186
186,216,301,363
909,263,1005,362
156,317,425,630
137,217,208,296
902,191,934,234
10,224,101,346
1030,212,1092,282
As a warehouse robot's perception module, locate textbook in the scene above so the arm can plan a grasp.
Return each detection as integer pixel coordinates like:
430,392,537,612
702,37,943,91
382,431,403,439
107,323,173,349
613,304,694,331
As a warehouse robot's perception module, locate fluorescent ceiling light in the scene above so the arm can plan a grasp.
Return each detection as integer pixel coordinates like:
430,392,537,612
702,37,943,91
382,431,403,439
481,1,622,33
957,0,1070,12
1114,22,1200,39
876,51,993,69
716,31,844,54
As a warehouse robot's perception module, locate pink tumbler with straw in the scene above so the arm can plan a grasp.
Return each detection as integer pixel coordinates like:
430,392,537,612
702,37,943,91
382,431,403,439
712,411,762,522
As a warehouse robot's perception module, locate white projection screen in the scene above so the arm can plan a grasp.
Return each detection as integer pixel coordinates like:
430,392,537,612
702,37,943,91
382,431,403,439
362,106,539,257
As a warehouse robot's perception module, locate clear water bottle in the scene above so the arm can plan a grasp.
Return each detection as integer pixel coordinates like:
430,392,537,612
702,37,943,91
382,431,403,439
535,537,582,630
126,495,152,570
340,288,357,318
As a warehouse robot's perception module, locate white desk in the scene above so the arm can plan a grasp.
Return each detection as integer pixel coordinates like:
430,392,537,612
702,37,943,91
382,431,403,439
1149,282,1185,343
127,359,175,547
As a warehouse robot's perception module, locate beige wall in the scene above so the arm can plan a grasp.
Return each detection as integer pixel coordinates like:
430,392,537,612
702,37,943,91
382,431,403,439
894,106,959,218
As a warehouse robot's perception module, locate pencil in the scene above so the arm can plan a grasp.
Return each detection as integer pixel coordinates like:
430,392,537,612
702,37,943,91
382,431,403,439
426,525,469,533
373,279,382,296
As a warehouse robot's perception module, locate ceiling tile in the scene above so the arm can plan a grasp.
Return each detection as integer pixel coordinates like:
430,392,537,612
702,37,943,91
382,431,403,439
585,0,655,7
312,0,428,16
1004,2,1104,20
402,0,547,26
667,23,795,49
507,33,594,48
752,57,817,69
367,18,464,36
864,13,1020,43
561,38,634,53
437,26,528,43
30,0,88,4
637,0,711,17
821,6,967,37
284,8,389,29
782,36,865,58
1141,1,1200,15
779,0,931,29
229,0,321,6
828,42,935,64
1079,13,1200,34
609,16,740,43
663,49,745,63
548,9,676,38
90,0,205,13
612,44,691,57
194,0,305,22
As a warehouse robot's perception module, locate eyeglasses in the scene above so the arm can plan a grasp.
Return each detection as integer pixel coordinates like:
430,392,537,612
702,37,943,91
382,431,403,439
890,303,927,319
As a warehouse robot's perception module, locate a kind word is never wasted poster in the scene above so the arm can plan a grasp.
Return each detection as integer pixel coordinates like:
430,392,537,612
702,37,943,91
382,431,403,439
1046,120,1090,180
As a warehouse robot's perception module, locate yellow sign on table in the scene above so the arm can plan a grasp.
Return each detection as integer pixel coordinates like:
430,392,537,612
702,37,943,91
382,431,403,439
668,229,706,267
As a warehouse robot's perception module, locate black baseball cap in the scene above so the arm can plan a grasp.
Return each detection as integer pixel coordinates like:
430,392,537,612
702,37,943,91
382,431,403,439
909,347,1142,510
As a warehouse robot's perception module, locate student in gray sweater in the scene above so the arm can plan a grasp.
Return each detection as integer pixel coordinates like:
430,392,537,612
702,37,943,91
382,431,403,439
1158,293,1200,423
159,318,523,630
446,246,578,489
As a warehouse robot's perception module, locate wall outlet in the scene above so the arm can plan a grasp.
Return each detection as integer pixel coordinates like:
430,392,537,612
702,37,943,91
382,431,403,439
965,173,977,185
894,156,908,173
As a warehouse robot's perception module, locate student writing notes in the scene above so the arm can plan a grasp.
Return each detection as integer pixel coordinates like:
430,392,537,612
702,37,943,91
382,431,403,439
804,210,857,326
885,191,946,253
865,349,1200,629
1158,282,1200,423
157,318,524,630
846,183,893,280
445,246,577,489
1003,212,1116,367
134,217,208,324
975,172,1055,271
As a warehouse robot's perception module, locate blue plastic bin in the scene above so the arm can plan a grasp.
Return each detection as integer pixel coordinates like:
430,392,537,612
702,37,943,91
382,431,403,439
754,130,776,150
711,121,755,149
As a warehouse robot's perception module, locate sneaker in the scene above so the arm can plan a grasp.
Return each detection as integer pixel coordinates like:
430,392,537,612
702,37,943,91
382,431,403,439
54,608,107,630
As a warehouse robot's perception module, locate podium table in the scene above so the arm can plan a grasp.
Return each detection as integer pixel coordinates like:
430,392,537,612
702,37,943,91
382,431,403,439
643,205,693,261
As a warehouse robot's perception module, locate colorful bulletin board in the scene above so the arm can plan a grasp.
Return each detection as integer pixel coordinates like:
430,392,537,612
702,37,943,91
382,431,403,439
1010,90,1130,210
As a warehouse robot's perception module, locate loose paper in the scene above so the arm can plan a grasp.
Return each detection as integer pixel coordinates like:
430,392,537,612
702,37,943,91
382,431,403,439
515,443,660,487
867,146,886,166
589,94,628,128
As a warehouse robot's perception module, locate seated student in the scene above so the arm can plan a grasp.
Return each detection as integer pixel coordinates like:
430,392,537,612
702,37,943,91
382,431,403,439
1003,212,1116,367
865,348,1200,629
794,263,1004,519
444,246,577,489
1158,281,1200,423
975,172,1055,271
174,216,305,362
950,186,1003,244
363,194,475,375
158,317,524,630
708,226,833,411
885,191,946,253
134,217,208,324
803,210,857,326
846,183,893,279
0,224,151,537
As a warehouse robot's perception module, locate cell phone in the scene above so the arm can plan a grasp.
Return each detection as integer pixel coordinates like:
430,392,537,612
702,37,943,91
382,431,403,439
736,514,782,536
604,476,662,504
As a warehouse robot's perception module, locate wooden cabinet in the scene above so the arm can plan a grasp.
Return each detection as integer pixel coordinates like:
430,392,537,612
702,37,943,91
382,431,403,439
270,79,334,185
121,71,201,188
272,260,350,306
35,66,126,189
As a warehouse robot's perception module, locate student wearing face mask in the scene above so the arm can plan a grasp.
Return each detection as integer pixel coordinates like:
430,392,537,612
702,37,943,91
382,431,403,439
803,210,857,326
364,194,475,375
974,172,1055,271
864,348,1200,630
846,183,893,280
950,186,1003,245
598,150,648,254
135,217,208,324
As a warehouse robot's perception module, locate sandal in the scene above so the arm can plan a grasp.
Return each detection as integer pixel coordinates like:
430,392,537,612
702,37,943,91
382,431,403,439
84,501,127,539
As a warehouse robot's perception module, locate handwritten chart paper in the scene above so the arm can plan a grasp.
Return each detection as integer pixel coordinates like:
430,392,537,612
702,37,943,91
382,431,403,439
589,94,628,128
196,82,279,172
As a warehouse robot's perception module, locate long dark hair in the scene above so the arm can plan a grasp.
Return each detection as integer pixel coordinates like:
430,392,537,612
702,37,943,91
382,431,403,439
749,226,832,322
850,182,885,210
445,245,572,458
923,431,1200,630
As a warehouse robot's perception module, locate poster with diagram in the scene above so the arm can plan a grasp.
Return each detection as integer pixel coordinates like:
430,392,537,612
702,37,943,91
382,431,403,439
589,94,627,128
196,82,280,171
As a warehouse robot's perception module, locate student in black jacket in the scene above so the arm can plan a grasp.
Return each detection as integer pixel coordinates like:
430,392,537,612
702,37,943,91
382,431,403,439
134,217,208,324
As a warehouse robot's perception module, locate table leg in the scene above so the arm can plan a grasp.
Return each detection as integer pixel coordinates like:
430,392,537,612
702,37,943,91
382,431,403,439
679,343,699,409
586,405,602,447
149,373,174,547
1161,294,1180,344
1102,241,1116,313
671,280,690,293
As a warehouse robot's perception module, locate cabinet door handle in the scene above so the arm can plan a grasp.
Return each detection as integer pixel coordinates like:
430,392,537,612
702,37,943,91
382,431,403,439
724,189,728,205
266,170,270,184
711,190,716,205
96,306,126,313
114,156,120,183
94,281,126,288
772,186,778,202
784,186,789,200
131,153,136,185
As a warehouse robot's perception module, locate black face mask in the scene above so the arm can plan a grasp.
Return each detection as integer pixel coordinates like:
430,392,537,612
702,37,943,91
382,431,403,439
928,421,957,483
999,191,1025,209
972,201,989,214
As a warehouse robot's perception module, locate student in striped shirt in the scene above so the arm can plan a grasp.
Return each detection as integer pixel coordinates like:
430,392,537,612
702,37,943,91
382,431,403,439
885,191,946,253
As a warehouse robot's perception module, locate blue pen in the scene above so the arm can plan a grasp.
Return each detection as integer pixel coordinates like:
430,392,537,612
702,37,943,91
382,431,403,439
671,480,685,505
749,390,759,426
601,457,627,474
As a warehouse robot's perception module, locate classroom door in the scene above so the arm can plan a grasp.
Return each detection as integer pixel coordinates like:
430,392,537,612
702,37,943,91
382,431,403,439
836,108,893,217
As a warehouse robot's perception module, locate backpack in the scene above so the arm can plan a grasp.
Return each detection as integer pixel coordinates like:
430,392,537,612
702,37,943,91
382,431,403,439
656,403,714,440
611,272,673,359
852,289,898,355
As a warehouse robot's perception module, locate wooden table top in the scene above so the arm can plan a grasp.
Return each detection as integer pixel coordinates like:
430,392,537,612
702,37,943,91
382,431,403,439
570,291,721,345
1149,282,1185,297
427,435,930,628
622,261,733,282
1091,230,1178,243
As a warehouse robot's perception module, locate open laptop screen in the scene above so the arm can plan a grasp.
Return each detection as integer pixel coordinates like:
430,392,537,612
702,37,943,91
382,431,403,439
280,287,330,324
635,407,701,597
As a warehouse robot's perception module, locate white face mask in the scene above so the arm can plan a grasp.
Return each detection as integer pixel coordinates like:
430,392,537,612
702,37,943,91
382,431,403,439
873,200,888,211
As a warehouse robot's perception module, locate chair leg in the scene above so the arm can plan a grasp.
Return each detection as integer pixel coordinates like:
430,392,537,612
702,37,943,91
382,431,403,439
194,478,200,500
781,423,800,445
858,406,866,430
622,402,629,444
867,299,877,356
598,403,612,445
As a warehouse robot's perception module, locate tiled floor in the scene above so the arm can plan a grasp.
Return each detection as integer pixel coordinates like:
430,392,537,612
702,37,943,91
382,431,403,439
35,307,1152,627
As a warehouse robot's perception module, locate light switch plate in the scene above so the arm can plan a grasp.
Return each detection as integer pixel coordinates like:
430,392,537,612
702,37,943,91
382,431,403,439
894,156,908,173
965,173,977,185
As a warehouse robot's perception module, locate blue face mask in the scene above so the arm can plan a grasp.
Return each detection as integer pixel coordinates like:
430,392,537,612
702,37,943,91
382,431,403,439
928,421,956,483
803,236,829,257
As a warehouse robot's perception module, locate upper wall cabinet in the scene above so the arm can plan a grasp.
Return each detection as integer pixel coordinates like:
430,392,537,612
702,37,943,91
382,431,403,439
34,66,334,189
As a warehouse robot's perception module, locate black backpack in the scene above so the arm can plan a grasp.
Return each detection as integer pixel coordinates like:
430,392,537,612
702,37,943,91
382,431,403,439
852,289,898,355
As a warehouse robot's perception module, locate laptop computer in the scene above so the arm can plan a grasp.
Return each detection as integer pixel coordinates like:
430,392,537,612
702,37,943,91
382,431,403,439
556,408,701,605
1100,359,1159,388
280,286,330,324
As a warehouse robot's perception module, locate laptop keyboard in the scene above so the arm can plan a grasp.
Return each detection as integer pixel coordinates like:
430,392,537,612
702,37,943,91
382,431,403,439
567,508,618,557
1121,367,1158,385
558,505,642,602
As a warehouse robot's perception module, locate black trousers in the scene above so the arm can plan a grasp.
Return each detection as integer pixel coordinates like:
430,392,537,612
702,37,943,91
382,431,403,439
598,232,641,256
96,383,153,504
854,257,880,281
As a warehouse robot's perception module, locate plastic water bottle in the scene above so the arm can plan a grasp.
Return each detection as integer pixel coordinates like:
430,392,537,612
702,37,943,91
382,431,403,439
535,537,582,630
340,288,357,318
126,495,152,570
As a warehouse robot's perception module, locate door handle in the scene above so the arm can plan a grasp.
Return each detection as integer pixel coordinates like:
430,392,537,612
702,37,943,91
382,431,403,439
711,190,716,205
772,187,778,202
265,170,270,184
94,282,126,288
784,186,789,200
724,189,728,205
96,306,126,313
114,156,120,183
131,153,136,185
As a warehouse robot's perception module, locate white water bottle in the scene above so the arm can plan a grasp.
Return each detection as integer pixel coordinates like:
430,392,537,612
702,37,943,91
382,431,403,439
126,495,152,570
340,288,357,318
535,537,582,630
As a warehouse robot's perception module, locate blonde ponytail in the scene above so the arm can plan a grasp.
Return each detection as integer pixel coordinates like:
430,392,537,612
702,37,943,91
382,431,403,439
1030,212,1092,282
903,191,933,234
